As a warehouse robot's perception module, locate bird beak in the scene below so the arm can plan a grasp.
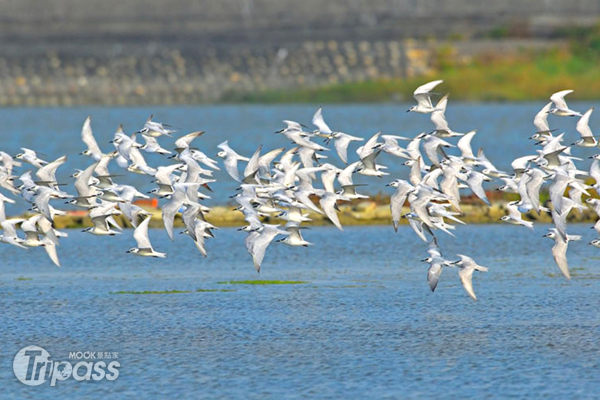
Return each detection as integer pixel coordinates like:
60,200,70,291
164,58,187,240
406,109,411,113
542,234,549,237
420,258,428,262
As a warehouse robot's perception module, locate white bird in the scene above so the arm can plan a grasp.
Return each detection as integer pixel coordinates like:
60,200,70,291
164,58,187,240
0,150,21,175
15,148,47,168
463,170,492,206
548,90,582,117
500,201,534,229
162,182,198,241
278,224,312,247
140,135,171,155
174,131,204,153
127,216,166,258
319,192,344,231
430,94,463,137
532,102,555,137
217,141,250,182
407,80,443,113
457,130,478,164
36,155,67,190
245,224,288,273
80,116,103,161
0,193,15,222
543,228,580,280
83,204,121,236
573,108,597,147
449,254,489,300
138,115,175,137
387,179,413,231
421,239,451,292
0,218,27,248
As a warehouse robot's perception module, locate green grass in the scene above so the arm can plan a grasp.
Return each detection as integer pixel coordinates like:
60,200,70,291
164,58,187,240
110,289,235,295
217,280,309,285
223,47,600,103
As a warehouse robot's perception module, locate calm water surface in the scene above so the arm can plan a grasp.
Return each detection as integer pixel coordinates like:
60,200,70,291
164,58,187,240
1,224,600,398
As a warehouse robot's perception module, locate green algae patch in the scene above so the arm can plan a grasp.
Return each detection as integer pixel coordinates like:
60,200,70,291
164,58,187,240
217,280,308,285
16,277,33,281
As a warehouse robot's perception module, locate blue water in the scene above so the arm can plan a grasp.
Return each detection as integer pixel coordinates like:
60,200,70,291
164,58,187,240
1,224,600,398
0,102,598,212
1,104,600,398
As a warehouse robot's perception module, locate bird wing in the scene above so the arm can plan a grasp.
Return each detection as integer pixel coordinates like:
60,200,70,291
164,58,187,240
576,107,594,138
36,155,67,183
42,237,60,267
312,107,332,134
550,90,573,110
251,229,281,272
243,146,262,179
410,187,434,228
81,116,102,157
458,267,478,300
413,80,443,107
533,102,552,132
430,94,450,131
390,185,410,232
552,239,571,280
467,173,491,206
175,131,204,151
224,156,241,182
162,192,184,241
319,193,343,231
427,262,443,292
74,162,99,197
525,170,545,213
338,161,359,187
507,202,523,220
334,136,352,164
590,160,600,183
457,130,477,159
1,218,23,237
133,216,153,250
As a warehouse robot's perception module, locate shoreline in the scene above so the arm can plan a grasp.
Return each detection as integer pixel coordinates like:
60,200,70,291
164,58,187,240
48,200,599,229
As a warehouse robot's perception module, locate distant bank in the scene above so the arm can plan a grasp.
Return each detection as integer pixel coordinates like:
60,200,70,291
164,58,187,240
3,36,600,106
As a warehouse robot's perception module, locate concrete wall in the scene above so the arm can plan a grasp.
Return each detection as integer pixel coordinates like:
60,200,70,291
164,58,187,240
0,1,595,105
1,0,599,49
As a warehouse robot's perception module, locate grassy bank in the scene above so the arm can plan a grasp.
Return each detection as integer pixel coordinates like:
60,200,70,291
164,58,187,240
226,29,600,103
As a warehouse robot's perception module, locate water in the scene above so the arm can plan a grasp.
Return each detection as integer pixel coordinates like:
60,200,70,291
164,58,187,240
2,224,600,398
1,103,600,397
0,102,598,213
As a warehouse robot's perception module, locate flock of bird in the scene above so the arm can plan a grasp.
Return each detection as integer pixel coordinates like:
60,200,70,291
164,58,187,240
0,81,599,300
0,115,218,266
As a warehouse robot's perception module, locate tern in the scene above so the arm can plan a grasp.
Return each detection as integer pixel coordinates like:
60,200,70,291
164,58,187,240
127,216,166,258
407,80,443,113
548,90,582,117
543,228,580,280
449,254,489,300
